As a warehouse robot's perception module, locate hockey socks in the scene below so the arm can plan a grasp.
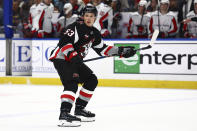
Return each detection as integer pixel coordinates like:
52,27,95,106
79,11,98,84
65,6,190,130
60,91,76,112
75,87,95,122
58,91,81,127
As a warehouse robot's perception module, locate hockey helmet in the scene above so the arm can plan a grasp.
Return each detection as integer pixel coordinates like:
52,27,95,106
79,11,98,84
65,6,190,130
82,4,98,16
160,0,169,4
64,3,73,15
138,0,147,6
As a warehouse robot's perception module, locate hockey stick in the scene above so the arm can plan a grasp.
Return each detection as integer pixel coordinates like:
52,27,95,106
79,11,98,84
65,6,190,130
83,29,159,62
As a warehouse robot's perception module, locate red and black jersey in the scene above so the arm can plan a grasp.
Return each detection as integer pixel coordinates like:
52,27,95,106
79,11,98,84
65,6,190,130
49,21,118,61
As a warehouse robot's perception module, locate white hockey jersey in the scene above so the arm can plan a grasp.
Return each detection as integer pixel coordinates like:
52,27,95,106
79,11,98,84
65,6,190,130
29,3,54,33
56,14,78,32
149,11,178,37
128,12,150,38
93,2,113,34
183,11,197,37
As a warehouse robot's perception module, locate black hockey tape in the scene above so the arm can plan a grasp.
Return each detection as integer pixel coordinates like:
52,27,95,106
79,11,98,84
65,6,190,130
135,45,152,51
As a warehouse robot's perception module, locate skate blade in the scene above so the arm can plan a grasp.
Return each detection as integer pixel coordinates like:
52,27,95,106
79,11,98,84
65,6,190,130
76,116,95,122
58,120,81,127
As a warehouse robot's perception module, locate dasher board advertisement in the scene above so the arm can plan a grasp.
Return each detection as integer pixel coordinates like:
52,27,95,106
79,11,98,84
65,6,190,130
114,43,197,75
12,40,32,76
32,40,58,77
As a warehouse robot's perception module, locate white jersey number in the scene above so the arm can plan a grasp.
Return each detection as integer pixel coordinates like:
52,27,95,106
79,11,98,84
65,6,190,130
64,29,74,37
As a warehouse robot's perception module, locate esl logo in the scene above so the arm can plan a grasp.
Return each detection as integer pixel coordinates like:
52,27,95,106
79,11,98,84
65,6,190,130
114,44,140,73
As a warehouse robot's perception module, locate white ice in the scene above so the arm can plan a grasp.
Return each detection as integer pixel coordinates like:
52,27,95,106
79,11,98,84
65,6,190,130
0,84,197,131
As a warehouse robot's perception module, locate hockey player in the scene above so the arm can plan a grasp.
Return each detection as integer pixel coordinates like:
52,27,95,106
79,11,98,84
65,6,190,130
92,0,113,38
29,0,54,38
56,3,78,34
127,0,150,38
69,0,81,15
183,0,197,38
148,0,178,38
49,5,136,127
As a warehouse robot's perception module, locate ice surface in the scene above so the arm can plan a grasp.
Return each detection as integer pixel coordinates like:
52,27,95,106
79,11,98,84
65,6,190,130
0,84,197,131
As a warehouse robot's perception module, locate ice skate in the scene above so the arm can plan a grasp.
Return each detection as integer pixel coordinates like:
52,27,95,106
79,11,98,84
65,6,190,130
74,108,95,122
58,112,81,127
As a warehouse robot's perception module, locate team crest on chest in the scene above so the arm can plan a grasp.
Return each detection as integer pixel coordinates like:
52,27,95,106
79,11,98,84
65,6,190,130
100,11,105,16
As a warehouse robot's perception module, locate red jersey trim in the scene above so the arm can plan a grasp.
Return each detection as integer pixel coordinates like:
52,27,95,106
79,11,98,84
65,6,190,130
61,44,74,52
104,46,113,56
99,12,109,29
168,18,178,34
39,10,45,29
49,48,60,60
128,18,133,32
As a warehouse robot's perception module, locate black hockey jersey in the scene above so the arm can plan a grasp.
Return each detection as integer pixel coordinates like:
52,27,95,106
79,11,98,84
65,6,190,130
49,21,118,61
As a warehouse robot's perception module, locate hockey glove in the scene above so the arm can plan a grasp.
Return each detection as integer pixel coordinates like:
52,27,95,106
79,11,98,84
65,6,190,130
70,55,83,66
118,46,136,58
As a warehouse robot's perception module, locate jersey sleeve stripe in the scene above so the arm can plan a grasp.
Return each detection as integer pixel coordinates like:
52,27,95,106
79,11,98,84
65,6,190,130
149,17,154,34
39,10,45,29
104,46,113,56
128,18,133,32
168,17,178,34
99,12,109,29
49,47,60,60
61,44,74,52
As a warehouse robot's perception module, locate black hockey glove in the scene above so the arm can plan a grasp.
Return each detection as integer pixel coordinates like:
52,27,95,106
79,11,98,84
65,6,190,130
70,55,83,65
118,46,136,58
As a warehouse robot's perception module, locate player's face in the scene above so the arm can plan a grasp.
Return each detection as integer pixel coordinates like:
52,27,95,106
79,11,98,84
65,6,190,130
151,0,157,8
160,3,169,13
138,5,145,14
83,13,96,27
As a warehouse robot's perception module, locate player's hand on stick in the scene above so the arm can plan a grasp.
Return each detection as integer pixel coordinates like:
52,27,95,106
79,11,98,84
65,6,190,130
118,46,136,58
182,18,191,24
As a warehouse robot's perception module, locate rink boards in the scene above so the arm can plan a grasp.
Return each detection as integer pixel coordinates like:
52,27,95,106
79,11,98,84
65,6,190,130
0,38,197,89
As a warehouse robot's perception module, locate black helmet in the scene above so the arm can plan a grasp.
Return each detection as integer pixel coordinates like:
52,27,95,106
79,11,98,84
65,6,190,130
82,4,98,17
